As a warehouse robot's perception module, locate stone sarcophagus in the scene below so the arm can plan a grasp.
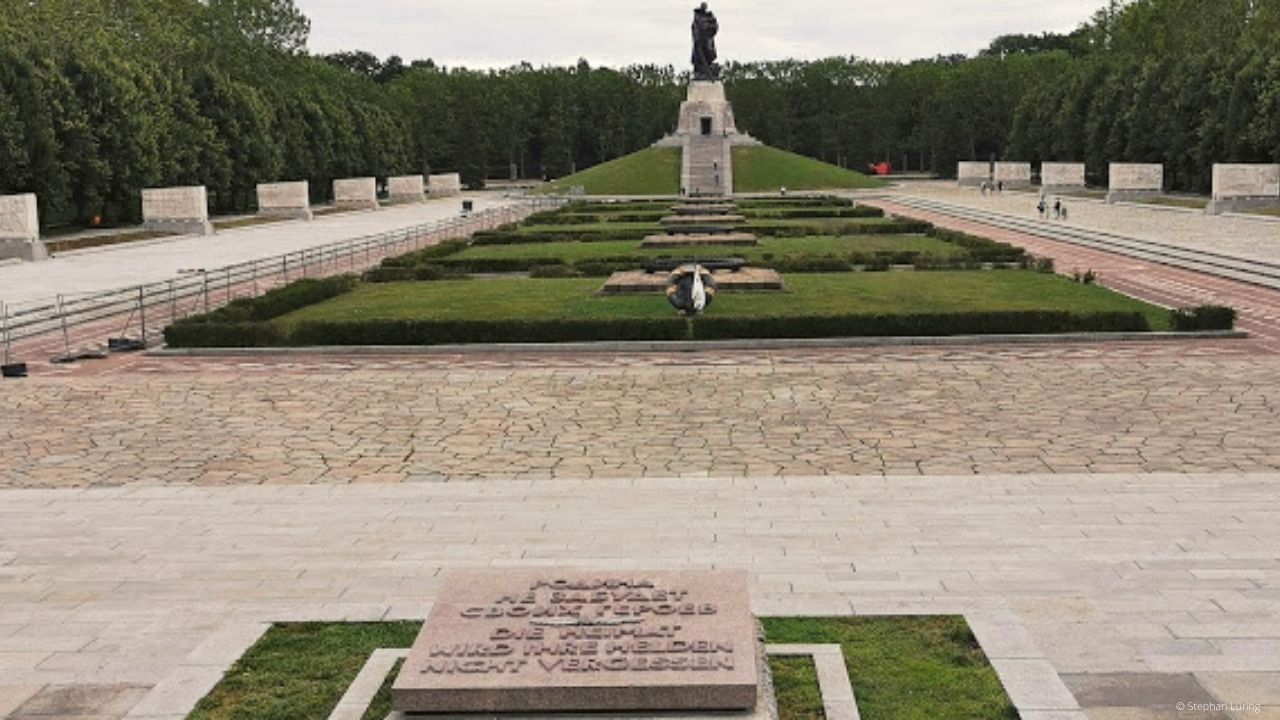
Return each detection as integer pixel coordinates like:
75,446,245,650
142,186,214,236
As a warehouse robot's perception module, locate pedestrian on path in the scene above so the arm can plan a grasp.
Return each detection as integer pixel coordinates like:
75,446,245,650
1037,196,1047,218
1053,198,1062,220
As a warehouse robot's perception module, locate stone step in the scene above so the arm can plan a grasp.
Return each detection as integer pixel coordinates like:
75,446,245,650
601,267,785,294
642,233,759,248
671,204,739,216
661,215,745,226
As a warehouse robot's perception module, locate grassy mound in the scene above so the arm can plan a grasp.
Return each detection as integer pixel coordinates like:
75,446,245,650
541,147,681,196
734,146,887,193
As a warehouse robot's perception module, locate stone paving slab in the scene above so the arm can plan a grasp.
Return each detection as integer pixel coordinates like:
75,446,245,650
2,346,1279,486
0,193,512,308
890,183,1280,267
0,475,1276,718
871,199,1280,351
601,268,783,293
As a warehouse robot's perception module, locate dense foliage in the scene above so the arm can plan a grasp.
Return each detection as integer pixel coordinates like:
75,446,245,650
3,0,1279,227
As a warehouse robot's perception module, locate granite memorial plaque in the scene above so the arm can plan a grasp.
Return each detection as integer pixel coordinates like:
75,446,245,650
393,569,758,714
334,177,379,211
994,162,1032,188
1107,163,1163,203
428,173,463,198
257,181,313,220
388,175,426,203
957,161,990,186
0,193,48,262
1040,162,1086,189
141,186,214,236
1207,163,1280,214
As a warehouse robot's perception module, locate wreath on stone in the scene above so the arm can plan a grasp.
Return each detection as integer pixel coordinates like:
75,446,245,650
666,264,717,316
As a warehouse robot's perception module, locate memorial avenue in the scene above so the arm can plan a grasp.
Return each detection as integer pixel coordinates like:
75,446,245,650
1,1,1279,719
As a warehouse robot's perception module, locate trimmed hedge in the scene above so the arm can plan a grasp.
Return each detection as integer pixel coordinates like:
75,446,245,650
166,308,1155,348
380,239,470,268
529,264,579,278
473,220,930,245
738,198,854,208
744,207,884,220
926,227,1028,263
1170,305,1236,331
171,276,357,324
364,264,468,282
526,212,668,225
471,228,652,245
692,311,1151,340
289,318,692,346
165,322,289,348
750,221,933,237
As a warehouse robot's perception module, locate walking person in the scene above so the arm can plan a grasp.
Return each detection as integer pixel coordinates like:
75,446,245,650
1053,198,1062,220
1037,196,1047,218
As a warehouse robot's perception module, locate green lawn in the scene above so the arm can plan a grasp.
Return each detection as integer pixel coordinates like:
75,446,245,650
189,617,1015,720
188,622,420,720
1141,195,1208,210
452,235,963,264
279,272,1170,329
514,221,661,235
771,655,825,720
734,146,887,192
764,617,1018,719
541,147,681,195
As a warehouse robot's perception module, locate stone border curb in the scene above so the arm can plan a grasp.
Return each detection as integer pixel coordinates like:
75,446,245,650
123,621,270,719
150,331,1247,358
766,644,860,720
127,609,1076,720
333,645,852,720
329,648,408,720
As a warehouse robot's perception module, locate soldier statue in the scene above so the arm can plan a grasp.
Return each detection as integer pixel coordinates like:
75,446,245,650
691,3,721,81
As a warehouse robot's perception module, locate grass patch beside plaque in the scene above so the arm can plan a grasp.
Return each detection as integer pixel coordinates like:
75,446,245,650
188,616,1016,720
764,616,1019,719
769,655,825,719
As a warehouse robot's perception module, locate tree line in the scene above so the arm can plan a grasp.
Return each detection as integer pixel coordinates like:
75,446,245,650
1,0,1278,228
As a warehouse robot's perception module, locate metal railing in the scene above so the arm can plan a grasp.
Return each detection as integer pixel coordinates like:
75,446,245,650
0,197,569,361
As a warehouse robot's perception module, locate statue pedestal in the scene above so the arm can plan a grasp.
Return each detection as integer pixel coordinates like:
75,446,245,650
655,82,761,148
655,82,760,197
679,81,738,137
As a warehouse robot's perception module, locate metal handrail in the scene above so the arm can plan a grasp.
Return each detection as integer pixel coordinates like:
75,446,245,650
0,196,570,354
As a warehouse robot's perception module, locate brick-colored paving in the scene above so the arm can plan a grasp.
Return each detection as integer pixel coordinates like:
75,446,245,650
872,197,1280,353
2,342,1278,487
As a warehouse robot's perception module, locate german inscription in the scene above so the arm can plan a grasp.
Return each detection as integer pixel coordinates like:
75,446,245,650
393,570,758,713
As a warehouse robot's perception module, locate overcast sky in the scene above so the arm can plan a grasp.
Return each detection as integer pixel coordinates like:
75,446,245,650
297,0,1106,67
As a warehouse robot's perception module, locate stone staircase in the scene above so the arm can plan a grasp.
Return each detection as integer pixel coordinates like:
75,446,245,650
682,135,732,197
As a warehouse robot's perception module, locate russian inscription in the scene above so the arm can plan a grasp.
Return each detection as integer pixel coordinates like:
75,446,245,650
393,570,757,713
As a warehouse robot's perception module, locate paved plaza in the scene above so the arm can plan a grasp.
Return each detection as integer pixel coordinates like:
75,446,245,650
0,343,1278,486
0,194,513,308
2,196,1280,719
0,475,1278,718
892,183,1280,267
